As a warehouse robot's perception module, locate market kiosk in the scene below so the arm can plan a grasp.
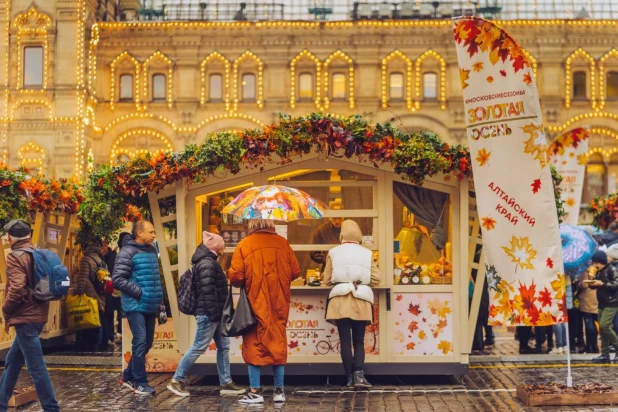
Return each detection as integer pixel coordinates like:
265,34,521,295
146,153,482,375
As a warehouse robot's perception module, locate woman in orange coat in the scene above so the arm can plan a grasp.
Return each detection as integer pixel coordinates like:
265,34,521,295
228,218,300,405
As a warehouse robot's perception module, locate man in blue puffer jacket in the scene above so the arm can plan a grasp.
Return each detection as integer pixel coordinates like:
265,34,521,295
112,220,164,395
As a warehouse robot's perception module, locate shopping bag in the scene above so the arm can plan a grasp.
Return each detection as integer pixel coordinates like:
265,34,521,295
66,293,100,330
221,285,256,337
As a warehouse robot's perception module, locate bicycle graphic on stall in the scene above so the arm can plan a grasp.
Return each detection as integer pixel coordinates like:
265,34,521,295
145,354,166,372
315,335,340,355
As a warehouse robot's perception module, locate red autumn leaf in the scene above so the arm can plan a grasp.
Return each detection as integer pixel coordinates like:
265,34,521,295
527,306,540,325
519,280,537,310
406,342,416,350
500,70,507,77
422,317,427,323
408,321,419,334
288,340,299,349
538,287,552,307
513,56,526,73
531,179,541,194
546,257,554,269
437,319,448,329
408,303,422,316
395,294,403,301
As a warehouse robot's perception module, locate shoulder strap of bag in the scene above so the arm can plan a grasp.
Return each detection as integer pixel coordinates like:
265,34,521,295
12,248,35,296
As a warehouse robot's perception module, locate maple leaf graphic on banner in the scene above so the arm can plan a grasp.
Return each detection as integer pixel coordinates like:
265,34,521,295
538,287,552,307
460,68,471,89
577,153,587,165
523,72,532,85
521,123,548,168
546,257,554,269
408,303,422,316
472,61,484,72
475,148,491,166
566,198,575,207
437,340,453,355
531,179,541,194
408,321,419,334
502,236,537,271
482,216,496,231
551,274,566,300
519,281,536,310
406,342,416,350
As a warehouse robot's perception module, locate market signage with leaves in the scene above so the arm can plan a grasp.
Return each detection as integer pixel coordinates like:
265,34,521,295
548,127,590,226
453,17,566,326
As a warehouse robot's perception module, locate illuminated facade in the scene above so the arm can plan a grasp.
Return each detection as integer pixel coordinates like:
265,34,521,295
1,1,618,207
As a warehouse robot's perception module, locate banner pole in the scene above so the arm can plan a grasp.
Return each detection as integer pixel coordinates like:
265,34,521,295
564,321,573,387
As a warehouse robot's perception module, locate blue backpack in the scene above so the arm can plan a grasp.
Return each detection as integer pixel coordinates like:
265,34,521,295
16,249,70,301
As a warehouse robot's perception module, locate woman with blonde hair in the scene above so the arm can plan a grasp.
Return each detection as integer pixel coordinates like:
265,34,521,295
228,218,300,404
323,219,380,389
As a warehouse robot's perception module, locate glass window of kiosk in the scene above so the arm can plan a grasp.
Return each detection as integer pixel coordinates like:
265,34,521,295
392,181,452,286
267,168,378,286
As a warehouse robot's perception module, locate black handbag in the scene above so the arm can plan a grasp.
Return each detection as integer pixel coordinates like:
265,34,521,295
221,285,257,337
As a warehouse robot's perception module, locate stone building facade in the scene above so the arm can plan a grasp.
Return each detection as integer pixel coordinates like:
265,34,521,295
1,0,618,204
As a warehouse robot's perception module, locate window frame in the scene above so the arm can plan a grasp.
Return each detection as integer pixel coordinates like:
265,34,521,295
389,72,405,101
331,72,347,100
23,46,44,89
572,70,588,101
422,71,438,100
119,73,134,102
241,72,257,102
298,72,314,101
208,73,224,102
607,71,618,100
151,73,167,102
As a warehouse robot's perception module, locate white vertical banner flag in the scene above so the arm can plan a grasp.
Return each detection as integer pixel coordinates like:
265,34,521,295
453,17,566,326
548,127,590,226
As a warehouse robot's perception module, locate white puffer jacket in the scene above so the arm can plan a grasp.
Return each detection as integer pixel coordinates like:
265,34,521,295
328,242,374,304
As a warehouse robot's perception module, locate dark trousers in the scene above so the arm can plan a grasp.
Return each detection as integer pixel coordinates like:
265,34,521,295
0,323,59,411
100,314,114,348
582,312,599,350
123,312,156,386
77,326,100,351
535,326,553,349
568,308,584,346
336,318,367,376
518,326,532,349
113,297,122,335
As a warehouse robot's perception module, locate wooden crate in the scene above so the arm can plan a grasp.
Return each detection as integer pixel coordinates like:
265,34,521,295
8,388,37,407
516,385,618,406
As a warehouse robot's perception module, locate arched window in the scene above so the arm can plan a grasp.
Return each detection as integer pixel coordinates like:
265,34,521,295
209,74,223,101
389,72,404,100
24,46,43,88
152,74,166,101
573,71,587,99
242,73,256,101
423,72,437,99
332,73,346,99
299,73,313,100
119,74,134,101
607,71,618,99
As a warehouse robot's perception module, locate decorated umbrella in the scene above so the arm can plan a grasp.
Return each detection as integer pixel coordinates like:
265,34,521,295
221,185,327,222
560,223,598,273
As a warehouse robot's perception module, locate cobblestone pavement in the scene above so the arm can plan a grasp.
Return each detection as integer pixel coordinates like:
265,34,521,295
6,361,618,411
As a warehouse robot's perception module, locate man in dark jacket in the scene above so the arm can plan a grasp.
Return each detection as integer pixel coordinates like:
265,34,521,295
588,250,618,363
167,232,244,397
0,219,59,411
112,221,164,395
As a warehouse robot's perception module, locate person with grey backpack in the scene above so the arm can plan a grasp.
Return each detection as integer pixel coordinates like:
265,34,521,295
168,231,245,397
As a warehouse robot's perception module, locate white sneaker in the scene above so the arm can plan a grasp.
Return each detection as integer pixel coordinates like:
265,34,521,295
558,346,566,354
238,390,264,404
273,388,285,403
549,347,560,354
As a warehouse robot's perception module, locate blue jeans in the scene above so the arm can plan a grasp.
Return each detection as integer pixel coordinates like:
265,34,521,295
248,364,284,390
173,315,231,385
123,312,156,386
0,323,59,411
554,323,567,348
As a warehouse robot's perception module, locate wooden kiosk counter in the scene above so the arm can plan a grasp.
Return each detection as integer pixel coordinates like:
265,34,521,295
147,155,482,376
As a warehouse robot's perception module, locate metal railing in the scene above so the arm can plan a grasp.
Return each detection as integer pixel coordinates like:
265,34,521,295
134,1,618,22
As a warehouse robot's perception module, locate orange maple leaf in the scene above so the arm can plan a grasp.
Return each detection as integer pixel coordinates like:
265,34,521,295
482,216,496,231
566,198,575,207
406,342,416,350
472,61,484,72
408,321,419,334
519,281,537,310
460,68,471,90
437,319,448,329
408,303,422,316
475,148,491,167
538,287,552,307
523,72,532,85
418,330,427,340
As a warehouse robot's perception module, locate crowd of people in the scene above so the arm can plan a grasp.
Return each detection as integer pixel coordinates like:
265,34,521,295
0,216,379,407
